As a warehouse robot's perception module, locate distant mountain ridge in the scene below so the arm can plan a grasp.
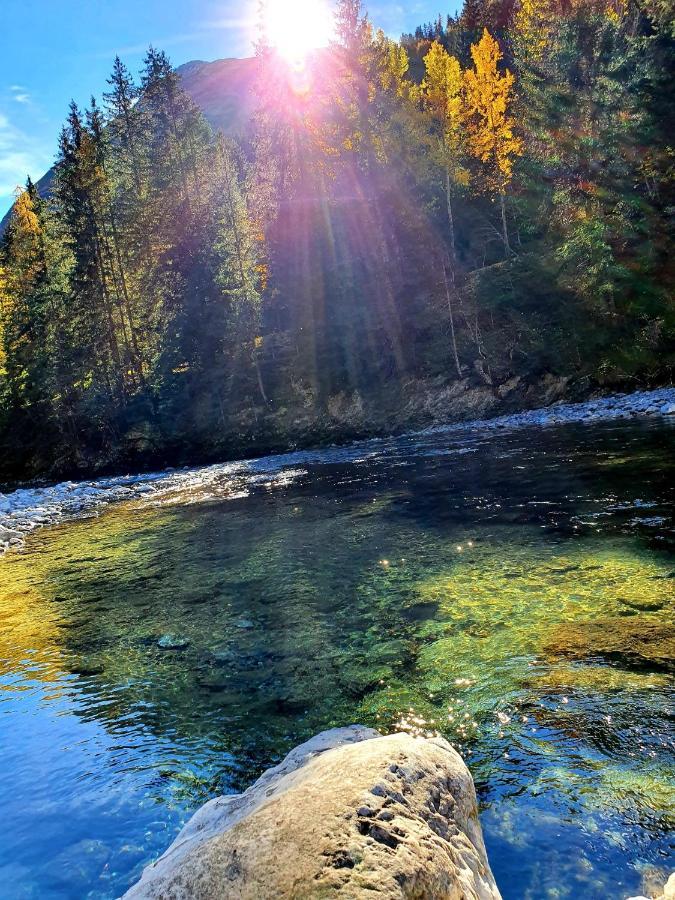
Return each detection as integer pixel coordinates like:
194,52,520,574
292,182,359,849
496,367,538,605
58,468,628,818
1,56,258,231
174,57,257,133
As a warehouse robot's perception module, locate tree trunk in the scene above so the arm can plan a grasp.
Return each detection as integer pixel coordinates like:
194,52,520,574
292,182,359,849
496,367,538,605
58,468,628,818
253,352,269,404
442,263,462,378
446,171,456,264
500,192,511,256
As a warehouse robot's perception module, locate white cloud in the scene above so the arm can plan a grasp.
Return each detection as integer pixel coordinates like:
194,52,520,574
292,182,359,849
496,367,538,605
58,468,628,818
92,32,207,60
9,85,31,105
0,112,52,212
203,16,251,30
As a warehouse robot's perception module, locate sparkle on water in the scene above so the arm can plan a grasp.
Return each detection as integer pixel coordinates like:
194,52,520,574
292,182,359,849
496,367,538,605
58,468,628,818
0,418,673,899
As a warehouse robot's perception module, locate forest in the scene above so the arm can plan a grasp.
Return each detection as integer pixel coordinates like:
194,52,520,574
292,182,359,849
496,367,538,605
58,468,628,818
0,0,673,481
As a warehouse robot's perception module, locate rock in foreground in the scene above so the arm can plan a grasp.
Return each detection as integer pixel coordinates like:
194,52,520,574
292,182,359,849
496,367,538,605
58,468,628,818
125,726,501,899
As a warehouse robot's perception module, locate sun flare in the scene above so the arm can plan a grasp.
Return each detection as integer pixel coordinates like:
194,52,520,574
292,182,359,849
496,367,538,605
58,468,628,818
264,0,334,64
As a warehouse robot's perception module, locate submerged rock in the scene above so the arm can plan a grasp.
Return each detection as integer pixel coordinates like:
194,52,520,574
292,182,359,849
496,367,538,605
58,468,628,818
619,596,665,613
543,617,675,673
124,725,501,899
157,634,190,650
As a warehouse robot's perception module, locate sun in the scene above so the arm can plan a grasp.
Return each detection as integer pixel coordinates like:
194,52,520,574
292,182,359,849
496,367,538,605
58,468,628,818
264,0,334,64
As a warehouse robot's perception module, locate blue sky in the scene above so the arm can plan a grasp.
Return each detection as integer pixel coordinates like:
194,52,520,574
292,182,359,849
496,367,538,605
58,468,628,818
0,1,460,214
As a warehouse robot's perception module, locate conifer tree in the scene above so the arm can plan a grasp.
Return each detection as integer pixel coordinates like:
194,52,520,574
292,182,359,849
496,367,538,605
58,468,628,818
103,55,157,373
461,0,486,31
104,57,146,195
214,138,268,404
86,97,145,384
333,0,375,160
335,0,370,54
141,47,211,215
55,102,126,401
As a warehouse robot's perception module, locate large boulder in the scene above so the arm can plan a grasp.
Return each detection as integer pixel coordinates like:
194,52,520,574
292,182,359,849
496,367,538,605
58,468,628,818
125,725,501,899
628,871,675,900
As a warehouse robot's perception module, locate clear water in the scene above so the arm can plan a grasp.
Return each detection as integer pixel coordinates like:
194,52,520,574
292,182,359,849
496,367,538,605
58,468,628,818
0,419,673,900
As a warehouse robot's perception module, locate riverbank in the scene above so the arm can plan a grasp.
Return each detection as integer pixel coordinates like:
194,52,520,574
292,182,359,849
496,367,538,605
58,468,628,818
1,385,673,554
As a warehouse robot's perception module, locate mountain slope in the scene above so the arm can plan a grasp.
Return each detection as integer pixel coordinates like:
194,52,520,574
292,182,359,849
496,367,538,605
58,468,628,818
1,56,257,232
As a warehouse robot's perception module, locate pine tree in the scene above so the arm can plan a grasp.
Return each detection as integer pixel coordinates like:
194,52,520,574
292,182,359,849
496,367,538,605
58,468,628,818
86,97,145,384
214,138,269,404
461,0,486,31
335,0,369,54
139,46,214,393
103,55,158,374
333,0,375,161
141,47,211,214
55,102,126,401
104,57,146,195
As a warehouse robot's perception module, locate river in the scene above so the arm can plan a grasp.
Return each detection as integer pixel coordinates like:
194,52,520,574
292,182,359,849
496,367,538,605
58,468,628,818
0,407,673,898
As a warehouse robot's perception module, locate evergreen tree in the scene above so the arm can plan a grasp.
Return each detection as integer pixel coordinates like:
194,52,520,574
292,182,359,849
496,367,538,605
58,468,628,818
55,102,127,402
461,0,486,31
214,138,268,404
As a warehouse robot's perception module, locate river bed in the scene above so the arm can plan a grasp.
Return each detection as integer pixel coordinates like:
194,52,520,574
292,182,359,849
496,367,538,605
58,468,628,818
0,402,673,898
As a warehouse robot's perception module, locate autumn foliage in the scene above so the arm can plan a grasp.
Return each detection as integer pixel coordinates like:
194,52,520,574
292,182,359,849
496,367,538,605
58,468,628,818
0,0,673,480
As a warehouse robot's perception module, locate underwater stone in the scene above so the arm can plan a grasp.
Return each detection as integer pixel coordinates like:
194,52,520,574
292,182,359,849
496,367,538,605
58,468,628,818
619,597,665,613
157,634,190,650
543,618,675,673
124,726,501,900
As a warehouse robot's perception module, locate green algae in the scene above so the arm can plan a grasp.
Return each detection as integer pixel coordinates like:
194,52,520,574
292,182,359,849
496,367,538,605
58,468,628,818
2,507,670,785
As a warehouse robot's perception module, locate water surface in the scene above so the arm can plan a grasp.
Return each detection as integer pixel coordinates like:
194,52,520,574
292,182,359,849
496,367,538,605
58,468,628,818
0,418,673,899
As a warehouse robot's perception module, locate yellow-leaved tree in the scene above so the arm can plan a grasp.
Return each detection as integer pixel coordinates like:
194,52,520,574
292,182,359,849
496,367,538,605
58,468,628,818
463,29,523,255
513,0,552,66
375,30,411,98
0,186,46,407
422,40,467,375
422,41,467,262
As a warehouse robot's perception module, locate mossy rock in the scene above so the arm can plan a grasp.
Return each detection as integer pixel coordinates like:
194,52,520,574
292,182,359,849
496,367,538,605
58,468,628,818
543,617,675,673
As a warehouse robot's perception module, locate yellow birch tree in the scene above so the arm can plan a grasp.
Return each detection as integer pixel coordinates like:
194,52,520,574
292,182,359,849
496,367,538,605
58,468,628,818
513,0,551,65
463,28,523,255
375,30,410,98
422,41,467,262
422,41,467,375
